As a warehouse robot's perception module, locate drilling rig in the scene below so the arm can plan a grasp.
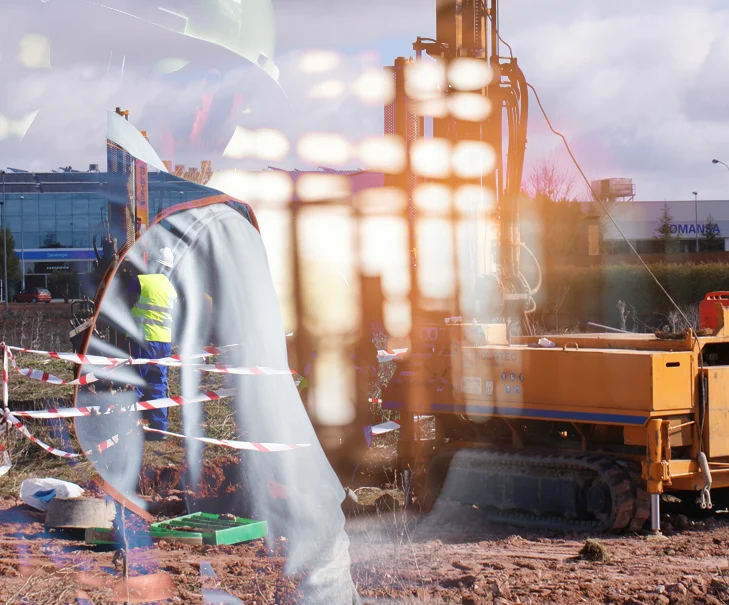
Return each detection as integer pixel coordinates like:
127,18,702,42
382,0,729,532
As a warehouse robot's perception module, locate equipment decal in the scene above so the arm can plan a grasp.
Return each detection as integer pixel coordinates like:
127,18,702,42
461,376,482,395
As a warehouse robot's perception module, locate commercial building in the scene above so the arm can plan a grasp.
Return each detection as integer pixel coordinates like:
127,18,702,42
601,200,729,253
4,159,725,295
0,165,218,291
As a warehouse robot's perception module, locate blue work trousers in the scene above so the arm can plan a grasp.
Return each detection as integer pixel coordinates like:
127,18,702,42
127,339,172,431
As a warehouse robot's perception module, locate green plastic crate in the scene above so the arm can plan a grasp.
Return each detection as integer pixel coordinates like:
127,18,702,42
150,512,268,545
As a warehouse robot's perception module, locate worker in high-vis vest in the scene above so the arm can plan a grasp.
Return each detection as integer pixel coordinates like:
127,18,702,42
127,247,178,438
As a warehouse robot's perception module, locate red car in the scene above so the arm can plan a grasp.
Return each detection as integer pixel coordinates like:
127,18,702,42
14,287,52,303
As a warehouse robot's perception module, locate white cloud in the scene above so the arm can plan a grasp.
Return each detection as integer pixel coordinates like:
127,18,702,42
2,0,729,202
501,1,729,199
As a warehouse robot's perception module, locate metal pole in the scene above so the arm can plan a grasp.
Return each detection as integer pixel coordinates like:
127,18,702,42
19,196,24,291
1,171,6,313
650,493,661,533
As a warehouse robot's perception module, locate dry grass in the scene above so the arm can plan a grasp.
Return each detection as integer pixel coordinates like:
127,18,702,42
0,343,251,498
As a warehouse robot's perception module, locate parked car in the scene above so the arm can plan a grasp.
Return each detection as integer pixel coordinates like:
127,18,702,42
14,287,52,304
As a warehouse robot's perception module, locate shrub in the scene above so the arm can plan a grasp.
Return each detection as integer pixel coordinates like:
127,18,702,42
535,261,729,330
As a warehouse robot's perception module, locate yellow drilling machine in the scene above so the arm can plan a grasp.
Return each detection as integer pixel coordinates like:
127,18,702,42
379,0,729,532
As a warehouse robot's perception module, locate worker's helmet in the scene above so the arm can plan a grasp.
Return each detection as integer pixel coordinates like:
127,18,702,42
81,0,279,82
157,247,174,268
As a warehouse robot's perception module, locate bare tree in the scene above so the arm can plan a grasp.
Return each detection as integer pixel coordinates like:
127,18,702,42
524,154,584,202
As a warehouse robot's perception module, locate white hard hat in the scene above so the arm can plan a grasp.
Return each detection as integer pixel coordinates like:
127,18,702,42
157,247,174,268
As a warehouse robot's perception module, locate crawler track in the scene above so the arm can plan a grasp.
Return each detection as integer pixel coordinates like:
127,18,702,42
424,449,651,532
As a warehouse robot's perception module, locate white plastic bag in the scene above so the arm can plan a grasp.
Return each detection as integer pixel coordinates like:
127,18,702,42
0,445,10,478
19,478,85,511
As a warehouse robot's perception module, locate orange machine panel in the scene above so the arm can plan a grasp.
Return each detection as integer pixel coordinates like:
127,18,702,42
448,345,694,425
704,367,729,458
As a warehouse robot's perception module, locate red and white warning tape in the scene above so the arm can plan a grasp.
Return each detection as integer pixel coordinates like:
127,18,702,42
5,344,296,379
6,344,237,367
10,388,237,419
0,343,310,459
3,410,81,459
6,346,127,386
94,434,120,454
377,348,408,363
143,426,311,452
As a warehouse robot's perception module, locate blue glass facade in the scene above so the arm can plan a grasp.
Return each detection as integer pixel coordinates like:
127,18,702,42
1,170,220,280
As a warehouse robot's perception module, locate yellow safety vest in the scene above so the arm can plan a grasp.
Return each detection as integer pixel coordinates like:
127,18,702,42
131,274,178,343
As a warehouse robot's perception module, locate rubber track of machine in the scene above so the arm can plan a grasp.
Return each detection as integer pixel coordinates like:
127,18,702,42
418,450,455,513
593,457,635,531
623,462,651,532
427,448,638,532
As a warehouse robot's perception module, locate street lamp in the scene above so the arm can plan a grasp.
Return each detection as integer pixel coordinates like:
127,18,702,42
693,191,699,252
712,158,729,171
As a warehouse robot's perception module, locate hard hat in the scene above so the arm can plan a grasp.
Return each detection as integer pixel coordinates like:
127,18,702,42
157,247,174,268
87,0,279,82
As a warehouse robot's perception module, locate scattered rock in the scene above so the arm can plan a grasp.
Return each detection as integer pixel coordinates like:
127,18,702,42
441,574,477,588
452,560,473,571
578,538,609,562
494,598,512,605
710,577,729,593
0,564,20,577
496,581,511,598
653,595,670,605
674,515,689,531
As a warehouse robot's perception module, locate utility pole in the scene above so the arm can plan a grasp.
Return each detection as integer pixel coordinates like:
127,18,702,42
1,170,7,313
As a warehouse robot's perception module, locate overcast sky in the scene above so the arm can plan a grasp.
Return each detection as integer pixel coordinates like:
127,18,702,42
1,0,729,201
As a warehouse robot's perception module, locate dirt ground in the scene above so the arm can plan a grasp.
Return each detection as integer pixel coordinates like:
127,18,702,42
1,488,729,604
2,310,728,604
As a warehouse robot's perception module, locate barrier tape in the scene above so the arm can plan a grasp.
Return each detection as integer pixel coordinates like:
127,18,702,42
5,344,296,379
3,410,81,458
0,342,309,459
10,388,237,419
377,348,408,363
5,346,128,386
142,426,311,452
7,344,238,367
94,434,120,454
